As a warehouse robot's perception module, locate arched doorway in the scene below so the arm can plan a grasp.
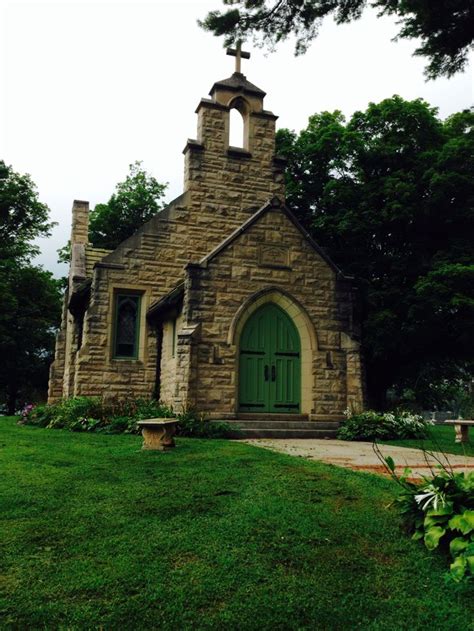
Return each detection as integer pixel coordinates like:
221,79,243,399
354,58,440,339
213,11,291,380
239,303,301,413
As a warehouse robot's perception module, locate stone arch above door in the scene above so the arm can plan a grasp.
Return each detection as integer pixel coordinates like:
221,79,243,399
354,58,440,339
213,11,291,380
228,288,317,415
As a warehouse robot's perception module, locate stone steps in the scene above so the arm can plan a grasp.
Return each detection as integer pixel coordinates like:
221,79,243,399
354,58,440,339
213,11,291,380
231,428,339,439
236,413,309,422
225,420,339,430
213,417,340,439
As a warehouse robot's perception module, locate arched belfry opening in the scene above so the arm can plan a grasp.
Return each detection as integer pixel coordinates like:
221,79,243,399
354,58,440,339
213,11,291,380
184,40,286,198
196,42,270,158
228,97,249,149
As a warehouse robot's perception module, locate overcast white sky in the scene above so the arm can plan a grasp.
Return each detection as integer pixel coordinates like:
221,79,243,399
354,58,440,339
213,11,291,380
1,0,472,276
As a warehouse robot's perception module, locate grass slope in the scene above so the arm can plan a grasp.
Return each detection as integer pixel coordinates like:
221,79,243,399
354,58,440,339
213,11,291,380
382,424,474,457
1,417,473,630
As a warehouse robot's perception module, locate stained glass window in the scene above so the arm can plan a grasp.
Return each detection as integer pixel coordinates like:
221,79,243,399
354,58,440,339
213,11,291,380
113,294,141,358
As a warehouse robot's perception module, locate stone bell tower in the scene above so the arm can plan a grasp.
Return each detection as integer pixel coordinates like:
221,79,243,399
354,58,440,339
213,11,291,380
183,44,286,229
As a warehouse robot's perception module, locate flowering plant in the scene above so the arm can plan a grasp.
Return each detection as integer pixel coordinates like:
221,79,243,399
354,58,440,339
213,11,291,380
338,409,430,441
377,445,474,583
17,403,35,424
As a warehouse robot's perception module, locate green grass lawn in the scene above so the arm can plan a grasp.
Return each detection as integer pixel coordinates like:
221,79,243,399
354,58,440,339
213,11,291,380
382,424,474,457
1,417,473,630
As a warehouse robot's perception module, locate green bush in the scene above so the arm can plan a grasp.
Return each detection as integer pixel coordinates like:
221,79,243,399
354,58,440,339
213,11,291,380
176,410,238,438
337,409,430,441
21,396,172,434
384,455,474,583
20,403,56,428
20,397,235,438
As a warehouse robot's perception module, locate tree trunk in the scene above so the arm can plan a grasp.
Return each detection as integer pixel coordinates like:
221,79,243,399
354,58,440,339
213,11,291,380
366,367,391,411
6,348,18,415
369,387,388,411
7,378,18,415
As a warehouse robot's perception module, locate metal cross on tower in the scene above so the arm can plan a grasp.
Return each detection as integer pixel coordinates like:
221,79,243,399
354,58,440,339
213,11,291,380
226,41,250,74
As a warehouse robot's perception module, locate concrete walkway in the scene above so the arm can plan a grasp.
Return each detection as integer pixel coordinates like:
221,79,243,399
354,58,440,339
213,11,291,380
244,438,474,480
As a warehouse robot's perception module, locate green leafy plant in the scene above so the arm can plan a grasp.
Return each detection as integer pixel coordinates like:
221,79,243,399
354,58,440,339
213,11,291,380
68,417,104,433
276,102,474,408
378,446,474,582
176,409,237,438
338,409,430,441
19,402,56,428
21,396,172,434
200,1,474,79
20,397,235,438
88,161,167,250
449,386,474,419
0,161,62,415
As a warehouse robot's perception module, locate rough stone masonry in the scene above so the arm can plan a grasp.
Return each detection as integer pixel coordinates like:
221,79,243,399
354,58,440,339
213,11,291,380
49,59,365,426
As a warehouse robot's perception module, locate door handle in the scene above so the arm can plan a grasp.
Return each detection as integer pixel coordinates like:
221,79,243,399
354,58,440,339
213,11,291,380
271,365,276,382
264,365,269,381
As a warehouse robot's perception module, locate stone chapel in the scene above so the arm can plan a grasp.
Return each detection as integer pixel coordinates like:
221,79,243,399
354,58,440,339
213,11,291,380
48,50,365,433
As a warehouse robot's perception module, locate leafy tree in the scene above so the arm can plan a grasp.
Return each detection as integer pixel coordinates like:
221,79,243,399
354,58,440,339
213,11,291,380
276,98,474,407
201,1,474,78
0,261,61,414
57,241,71,264
0,160,54,261
88,161,167,249
0,161,61,413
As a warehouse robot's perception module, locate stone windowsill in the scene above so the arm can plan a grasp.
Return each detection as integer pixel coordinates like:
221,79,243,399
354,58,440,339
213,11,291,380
110,358,144,367
227,147,252,159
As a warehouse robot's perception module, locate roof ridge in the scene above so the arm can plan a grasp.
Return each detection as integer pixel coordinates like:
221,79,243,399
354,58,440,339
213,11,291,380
198,197,350,279
100,191,188,264
210,72,266,98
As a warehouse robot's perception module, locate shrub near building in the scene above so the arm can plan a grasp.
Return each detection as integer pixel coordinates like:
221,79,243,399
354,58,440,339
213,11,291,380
20,397,233,438
338,409,430,441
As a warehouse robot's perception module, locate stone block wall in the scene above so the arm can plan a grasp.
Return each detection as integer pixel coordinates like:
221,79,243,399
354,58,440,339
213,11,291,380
48,292,69,402
184,100,286,235
173,207,364,420
48,73,365,413
51,79,288,404
71,200,89,245
159,315,181,406
72,267,157,401
85,246,112,277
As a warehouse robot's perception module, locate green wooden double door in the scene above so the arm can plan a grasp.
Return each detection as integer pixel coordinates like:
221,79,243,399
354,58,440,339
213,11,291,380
239,304,301,413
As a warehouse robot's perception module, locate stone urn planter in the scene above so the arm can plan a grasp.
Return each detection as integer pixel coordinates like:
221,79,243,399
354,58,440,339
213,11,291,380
445,419,474,444
137,418,178,451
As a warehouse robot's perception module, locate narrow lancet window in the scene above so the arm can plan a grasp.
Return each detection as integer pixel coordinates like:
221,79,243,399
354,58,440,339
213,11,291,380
113,294,141,358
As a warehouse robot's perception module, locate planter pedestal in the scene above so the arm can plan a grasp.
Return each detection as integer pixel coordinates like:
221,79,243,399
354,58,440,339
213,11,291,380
137,419,178,451
445,419,474,444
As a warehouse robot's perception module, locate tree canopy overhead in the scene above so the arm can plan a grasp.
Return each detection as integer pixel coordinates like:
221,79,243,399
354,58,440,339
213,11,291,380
200,1,474,79
89,161,167,250
276,98,474,407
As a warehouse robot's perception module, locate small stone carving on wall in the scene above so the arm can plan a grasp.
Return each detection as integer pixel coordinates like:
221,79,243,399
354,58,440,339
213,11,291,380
258,244,290,269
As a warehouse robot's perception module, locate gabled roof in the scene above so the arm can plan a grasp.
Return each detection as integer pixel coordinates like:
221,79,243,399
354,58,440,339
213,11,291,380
98,192,188,266
147,282,184,321
199,197,351,279
210,72,266,98
85,245,112,277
